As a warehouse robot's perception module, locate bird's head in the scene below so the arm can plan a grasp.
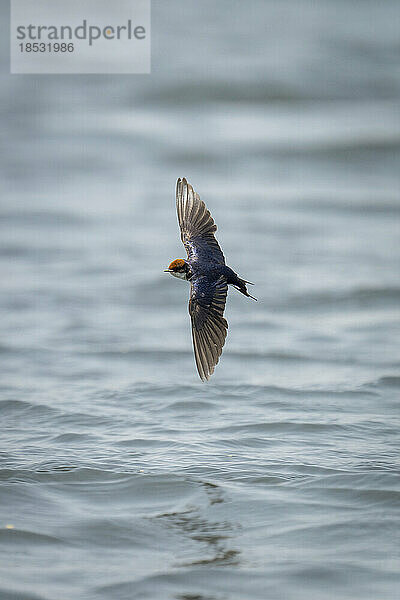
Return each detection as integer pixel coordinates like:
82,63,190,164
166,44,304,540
164,259,188,280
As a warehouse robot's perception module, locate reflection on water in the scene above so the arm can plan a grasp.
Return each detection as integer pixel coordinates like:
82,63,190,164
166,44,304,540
157,482,240,569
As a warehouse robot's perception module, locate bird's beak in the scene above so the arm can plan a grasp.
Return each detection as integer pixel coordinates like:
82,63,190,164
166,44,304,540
164,269,171,273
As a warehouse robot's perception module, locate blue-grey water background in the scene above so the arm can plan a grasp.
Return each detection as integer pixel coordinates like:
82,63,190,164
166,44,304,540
1,1,400,599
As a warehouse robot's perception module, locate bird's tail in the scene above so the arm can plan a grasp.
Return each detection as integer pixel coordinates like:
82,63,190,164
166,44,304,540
234,278,257,301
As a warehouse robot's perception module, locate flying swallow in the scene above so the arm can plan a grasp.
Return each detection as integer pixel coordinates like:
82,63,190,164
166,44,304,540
164,178,256,381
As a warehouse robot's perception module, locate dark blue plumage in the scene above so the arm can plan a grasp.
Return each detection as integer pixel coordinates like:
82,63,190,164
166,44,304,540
165,178,256,381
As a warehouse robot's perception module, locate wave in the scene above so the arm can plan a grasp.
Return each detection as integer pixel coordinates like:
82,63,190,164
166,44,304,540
377,375,400,388
0,588,47,600
283,286,400,310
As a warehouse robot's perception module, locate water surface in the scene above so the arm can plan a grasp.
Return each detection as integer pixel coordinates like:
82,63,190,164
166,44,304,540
0,1,399,599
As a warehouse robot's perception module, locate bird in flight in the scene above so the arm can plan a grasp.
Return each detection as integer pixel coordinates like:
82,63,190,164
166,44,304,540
164,178,256,381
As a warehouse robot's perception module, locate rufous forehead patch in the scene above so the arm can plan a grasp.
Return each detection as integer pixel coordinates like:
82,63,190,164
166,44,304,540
169,259,185,270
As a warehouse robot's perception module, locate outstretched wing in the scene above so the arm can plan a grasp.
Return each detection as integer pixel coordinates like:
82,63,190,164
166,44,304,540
189,275,228,381
176,178,225,265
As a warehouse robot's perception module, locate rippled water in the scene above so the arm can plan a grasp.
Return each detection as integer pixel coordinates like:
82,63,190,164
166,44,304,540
1,1,399,599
